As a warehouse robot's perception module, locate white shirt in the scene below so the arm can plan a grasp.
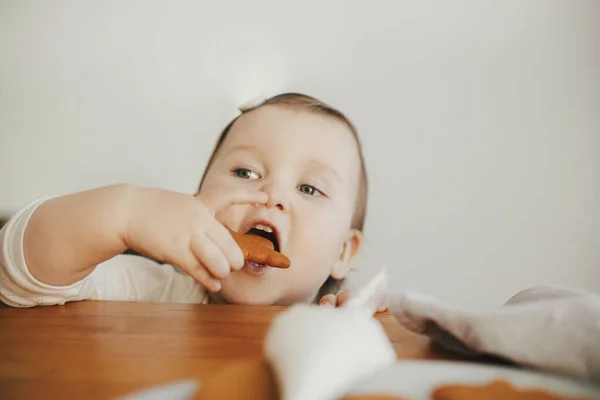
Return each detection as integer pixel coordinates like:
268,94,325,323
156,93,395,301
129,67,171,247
0,198,209,307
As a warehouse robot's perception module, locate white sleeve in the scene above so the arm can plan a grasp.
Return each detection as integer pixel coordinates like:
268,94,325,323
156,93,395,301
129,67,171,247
0,197,209,307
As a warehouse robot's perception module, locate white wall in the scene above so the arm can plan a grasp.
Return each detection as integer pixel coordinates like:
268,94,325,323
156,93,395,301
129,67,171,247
1,0,598,307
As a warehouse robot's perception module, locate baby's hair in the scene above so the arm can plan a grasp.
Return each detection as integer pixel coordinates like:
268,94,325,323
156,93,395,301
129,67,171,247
198,93,368,298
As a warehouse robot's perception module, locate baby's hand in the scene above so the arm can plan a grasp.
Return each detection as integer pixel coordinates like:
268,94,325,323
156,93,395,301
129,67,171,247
125,186,267,292
318,291,389,313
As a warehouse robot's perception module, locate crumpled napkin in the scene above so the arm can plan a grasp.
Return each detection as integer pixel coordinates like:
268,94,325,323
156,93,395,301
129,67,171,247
389,285,600,381
264,267,396,400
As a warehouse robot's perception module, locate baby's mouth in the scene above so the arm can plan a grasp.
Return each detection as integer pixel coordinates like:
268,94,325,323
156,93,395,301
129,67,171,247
245,223,280,252
248,261,266,268
244,260,271,276
237,220,290,272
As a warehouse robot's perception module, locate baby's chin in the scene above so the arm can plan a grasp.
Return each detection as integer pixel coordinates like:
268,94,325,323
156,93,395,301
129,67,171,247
209,272,318,306
209,284,282,306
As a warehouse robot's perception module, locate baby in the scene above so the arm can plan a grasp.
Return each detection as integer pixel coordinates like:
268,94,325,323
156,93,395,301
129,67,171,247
0,93,381,309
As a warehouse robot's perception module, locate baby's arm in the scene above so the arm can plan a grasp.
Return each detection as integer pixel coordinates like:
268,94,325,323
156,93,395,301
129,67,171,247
7,184,266,293
0,191,208,306
23,184,136,286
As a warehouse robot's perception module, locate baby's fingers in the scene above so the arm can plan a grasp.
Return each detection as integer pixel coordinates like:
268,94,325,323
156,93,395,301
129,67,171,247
335,291,352,307
206,223,245,271
377,300,390,312
199,188,268,214
190,233,231,280
319,294,338,308
175,250,222,292
189,264,222,293
326,291,389,312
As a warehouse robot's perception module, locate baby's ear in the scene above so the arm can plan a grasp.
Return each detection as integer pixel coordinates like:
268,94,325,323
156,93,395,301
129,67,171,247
331,229,363,279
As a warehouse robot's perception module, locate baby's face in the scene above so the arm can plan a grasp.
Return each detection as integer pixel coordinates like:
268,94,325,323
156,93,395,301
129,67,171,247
200,105,363,305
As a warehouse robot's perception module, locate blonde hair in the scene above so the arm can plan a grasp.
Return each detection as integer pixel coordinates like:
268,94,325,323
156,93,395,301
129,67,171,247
198,93,368,297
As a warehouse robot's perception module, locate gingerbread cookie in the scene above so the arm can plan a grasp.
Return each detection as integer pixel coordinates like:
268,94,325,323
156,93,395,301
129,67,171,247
432,379,579,400
192,357,405,400
228,229,290,269
342,395,407,399
192,358,278,400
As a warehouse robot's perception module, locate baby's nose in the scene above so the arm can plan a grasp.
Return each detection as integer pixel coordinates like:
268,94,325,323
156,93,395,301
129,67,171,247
262,184,290,212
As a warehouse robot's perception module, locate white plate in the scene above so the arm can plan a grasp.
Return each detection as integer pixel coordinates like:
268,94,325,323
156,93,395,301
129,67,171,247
120,360,600,399
120,380,199,400
351,360,600,399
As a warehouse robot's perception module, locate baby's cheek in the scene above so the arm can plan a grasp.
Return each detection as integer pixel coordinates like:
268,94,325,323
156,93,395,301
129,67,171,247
282,265,331,303
286,238,340,286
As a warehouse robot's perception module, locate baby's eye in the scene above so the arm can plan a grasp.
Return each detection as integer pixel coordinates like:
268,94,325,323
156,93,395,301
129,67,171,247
298,184,323,197
232,168,260,180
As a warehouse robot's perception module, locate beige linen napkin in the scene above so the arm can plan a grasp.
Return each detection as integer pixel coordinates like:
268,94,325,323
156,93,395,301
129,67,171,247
389,286,600,381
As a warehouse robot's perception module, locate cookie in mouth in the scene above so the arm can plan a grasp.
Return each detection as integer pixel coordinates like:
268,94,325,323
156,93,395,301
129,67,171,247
245,223,280,252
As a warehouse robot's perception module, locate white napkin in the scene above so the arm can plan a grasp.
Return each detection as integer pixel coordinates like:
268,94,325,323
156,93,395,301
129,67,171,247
264,267,396,400
389,286,600,381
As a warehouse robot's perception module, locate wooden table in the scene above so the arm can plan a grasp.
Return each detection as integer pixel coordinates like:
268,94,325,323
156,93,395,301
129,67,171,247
0,301,477,399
